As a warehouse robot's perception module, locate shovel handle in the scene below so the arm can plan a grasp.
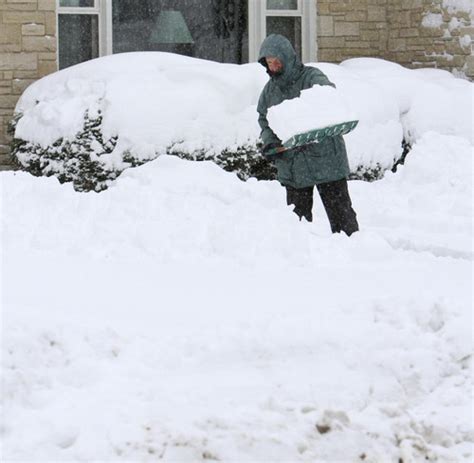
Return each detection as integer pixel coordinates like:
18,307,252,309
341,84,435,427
265,146,287,156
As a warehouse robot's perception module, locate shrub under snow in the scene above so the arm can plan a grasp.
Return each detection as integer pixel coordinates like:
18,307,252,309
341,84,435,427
9,53,471,191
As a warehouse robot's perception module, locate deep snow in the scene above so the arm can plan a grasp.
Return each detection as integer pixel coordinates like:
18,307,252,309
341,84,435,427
1,127,472,461
13,54,472,178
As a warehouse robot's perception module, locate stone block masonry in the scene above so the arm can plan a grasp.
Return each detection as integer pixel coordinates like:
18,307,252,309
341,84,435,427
317,0,473,80
0,0,57,170
317,0,389,63
389,0,473,78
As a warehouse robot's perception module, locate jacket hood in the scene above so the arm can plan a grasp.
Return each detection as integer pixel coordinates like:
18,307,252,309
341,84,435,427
258,34,304,86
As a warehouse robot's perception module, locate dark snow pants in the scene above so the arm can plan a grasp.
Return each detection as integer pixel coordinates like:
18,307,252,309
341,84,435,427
285,179,359,236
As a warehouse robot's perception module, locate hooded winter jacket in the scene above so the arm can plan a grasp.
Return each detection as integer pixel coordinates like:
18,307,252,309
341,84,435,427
257,34,350,188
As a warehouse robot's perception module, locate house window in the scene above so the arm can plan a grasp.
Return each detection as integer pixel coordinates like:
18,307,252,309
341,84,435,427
57,1,314,69
111,0,248,64
57,0,102,69
249,0,316,63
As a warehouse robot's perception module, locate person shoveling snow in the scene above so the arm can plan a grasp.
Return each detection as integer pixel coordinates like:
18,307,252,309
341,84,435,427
257,34,359,235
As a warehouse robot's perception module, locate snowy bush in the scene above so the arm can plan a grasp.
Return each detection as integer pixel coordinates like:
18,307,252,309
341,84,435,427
10,111,121,192
9,111,276,192
12,104,396,192
10,53,279,191
11,53,469,192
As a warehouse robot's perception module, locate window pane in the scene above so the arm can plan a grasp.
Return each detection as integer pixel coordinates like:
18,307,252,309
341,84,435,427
266,16,302,59
59,0,95,7
58,14,99,69
112,0,249,64
267,0,297,9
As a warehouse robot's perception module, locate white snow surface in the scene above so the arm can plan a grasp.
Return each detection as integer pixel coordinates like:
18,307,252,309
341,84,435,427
339,58,473,145
14,54,473,174
459,34,472,48
442,0,473,14
448,16,461,31
421,13,444,28
1,128,473,461
267,85,357,141
14,53,266,164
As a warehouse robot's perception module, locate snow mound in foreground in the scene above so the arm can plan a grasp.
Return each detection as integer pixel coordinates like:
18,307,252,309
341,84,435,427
2,132,472,461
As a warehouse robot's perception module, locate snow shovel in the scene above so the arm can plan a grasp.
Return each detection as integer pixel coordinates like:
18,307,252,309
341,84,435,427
265,120,359,156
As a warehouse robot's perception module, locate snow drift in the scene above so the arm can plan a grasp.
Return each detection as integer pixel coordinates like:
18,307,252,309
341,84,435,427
2,129,472,461
9,53,472,192
339,58,473,144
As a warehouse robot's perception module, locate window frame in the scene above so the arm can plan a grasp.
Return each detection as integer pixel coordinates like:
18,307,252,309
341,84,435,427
248,0,317,63
57,1,317,66
56,0,110,67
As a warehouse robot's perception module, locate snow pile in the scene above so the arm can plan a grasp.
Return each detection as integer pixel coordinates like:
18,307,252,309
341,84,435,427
364,132,472,259
15,52,266,159
448,17,461,31
14,53,403,174
267,85,357,141
1,131,472,461
403,77,472,144
316,62,404,173
340,58,473,145
11,54,472,190
442,0,472,14
422,13,444,28
459,34,472,48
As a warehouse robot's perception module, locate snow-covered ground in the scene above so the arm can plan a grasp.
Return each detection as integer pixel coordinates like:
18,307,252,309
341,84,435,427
1,126,472,461
2,53,473,461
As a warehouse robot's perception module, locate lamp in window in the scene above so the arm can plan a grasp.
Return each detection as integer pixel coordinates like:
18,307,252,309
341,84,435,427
149,10,194,45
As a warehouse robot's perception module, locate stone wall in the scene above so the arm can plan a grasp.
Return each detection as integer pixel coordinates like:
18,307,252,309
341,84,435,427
0,0,57,169
317,0,474,79
388,0,473,78
317,0,389,63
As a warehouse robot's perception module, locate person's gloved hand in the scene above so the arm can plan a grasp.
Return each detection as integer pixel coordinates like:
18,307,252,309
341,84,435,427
262,141,285,160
